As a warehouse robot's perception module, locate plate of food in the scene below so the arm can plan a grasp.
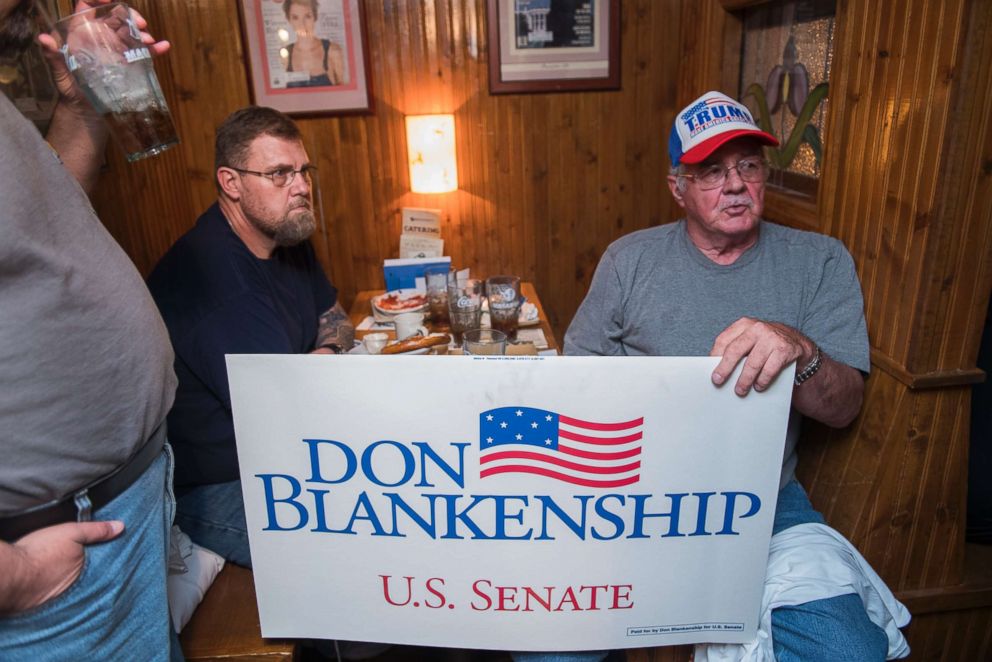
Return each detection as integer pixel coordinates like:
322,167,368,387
371,289,428,321
381,333,451,355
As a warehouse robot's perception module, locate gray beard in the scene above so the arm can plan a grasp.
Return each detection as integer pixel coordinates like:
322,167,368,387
269,209,316,247
0,1,37,59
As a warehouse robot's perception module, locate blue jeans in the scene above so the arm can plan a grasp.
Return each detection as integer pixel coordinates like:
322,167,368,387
0,448,182,661
768,481,887,661
175,479,252,568
510,482,887,662
511,653,609,662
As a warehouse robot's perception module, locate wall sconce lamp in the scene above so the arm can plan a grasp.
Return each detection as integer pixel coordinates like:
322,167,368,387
405,114,458,194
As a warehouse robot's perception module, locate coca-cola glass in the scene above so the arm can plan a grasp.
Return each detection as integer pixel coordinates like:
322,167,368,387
424,265,453,329
56,3,179,162
447,277,483,346
486,275,521,341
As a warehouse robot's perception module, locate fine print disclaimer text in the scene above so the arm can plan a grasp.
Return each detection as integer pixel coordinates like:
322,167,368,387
627,622,744,636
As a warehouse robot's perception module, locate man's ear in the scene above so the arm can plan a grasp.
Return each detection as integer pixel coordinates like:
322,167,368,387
666,175,686,208
217,167,242,200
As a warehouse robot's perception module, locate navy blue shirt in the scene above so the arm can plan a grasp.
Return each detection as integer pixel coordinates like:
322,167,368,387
148,203,335,487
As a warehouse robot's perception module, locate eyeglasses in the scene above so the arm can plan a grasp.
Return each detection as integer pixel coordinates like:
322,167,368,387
229,165,317,188
680,157,768,190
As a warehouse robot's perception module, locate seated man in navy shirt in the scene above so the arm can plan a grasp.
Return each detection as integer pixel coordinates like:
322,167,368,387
148,106,354,567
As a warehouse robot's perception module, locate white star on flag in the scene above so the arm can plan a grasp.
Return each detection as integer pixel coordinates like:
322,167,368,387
478,406,644,488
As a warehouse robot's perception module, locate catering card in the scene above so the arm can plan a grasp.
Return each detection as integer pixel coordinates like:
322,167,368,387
227,356,793,650
401,207,442,236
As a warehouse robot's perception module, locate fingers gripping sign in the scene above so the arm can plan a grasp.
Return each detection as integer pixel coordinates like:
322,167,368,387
710,317,815,396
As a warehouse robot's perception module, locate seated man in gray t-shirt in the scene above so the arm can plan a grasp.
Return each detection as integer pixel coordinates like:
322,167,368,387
519,92,899,662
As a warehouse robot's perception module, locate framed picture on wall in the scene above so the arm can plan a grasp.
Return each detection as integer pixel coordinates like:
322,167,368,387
486,0,620,94
237,0,373,115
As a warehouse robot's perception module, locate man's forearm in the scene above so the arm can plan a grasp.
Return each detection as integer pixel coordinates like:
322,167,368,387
45,100,108,195
792,355,865,428
314,302,355,351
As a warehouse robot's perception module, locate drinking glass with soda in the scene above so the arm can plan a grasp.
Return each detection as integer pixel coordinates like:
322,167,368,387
447,277,483,345
486,275,521,342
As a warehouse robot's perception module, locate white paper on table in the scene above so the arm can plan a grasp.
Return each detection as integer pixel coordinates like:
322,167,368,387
356,316,393,331
516,327,548,349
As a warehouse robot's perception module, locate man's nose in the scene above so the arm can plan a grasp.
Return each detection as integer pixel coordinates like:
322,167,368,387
722,165,746,192
289,170,311,195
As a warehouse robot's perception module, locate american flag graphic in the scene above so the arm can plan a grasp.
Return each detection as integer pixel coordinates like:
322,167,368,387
478,407,643,488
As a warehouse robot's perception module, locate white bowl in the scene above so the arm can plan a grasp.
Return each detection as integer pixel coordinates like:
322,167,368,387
362,332,389,355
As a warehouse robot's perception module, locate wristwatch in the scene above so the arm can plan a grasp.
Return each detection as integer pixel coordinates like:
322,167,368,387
794,345,822,386
319,343,344,354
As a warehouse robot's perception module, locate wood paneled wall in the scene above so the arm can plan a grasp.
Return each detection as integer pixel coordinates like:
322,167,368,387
84,0,992,658
89,0,683,342
679,0,992,580
679,0,992,658
801,0,992,598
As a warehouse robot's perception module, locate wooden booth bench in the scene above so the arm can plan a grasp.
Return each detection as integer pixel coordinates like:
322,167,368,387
180,564,297,662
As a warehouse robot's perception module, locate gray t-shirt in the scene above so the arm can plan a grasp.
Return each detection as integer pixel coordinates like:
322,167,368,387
564,220,869,488
0,95,177,515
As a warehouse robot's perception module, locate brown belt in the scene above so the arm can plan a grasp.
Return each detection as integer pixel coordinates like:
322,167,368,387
0,428,164,543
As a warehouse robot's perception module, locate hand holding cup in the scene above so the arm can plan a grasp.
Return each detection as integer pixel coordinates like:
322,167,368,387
52,2,178,161
37,1,170,111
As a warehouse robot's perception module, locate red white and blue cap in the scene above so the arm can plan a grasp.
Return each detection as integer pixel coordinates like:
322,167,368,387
669,91,779,167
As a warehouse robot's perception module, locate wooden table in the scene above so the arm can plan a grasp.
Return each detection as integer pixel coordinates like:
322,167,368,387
348,281,560,354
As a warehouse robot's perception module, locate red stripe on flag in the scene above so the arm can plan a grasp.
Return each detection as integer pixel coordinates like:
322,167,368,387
558,415,643,431
558,430,643,445
557,444,641,461
479,465,640,488
479,450,640,475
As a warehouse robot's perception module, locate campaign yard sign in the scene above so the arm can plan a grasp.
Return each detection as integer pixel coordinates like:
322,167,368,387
226,355,793,651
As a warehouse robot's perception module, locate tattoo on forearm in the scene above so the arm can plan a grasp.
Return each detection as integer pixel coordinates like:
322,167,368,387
316,304,355,349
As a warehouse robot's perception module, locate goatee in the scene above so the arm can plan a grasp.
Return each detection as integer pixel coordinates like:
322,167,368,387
272,209,316,247
0,1,38,60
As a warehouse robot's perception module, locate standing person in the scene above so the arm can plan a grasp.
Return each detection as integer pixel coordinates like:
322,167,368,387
537,91,909,661
147,105,354,570
281,0,345,88
0,1,180,660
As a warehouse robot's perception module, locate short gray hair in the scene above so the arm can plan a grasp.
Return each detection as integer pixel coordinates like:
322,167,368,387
669,164,688,192
215,106,301,171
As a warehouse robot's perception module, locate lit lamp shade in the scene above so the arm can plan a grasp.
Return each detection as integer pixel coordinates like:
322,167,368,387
405,114,458,194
